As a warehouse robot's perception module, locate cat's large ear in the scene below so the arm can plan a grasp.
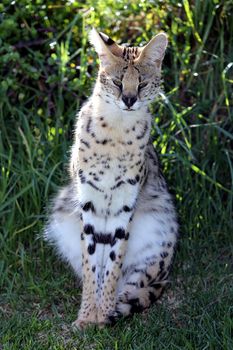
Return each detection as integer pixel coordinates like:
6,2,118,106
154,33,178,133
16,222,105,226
136,33,168,67
89,28,122,68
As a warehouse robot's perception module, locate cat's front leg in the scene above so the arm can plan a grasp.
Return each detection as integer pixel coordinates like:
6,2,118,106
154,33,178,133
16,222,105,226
72,225,97,329
97,214,132,326
73,213,106,330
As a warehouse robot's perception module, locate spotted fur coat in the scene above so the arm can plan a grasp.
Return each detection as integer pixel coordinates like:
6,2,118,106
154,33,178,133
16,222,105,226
44,28,178,329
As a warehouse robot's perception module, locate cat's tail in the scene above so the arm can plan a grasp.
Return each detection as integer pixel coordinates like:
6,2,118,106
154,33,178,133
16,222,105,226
109,281,168,322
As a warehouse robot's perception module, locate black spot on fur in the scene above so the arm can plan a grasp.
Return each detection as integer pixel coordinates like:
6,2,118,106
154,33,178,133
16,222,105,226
123,205,132,212
128,298,143,313
128,297,140,306
115,228,125,239
92,265,96,272
111,180,125,190
86,118,91,133
81,139,90,148
110,251,116,261
111,237,116,246
136,123,148,140
125,232,130,240
139,165,144,173
171,226,176,233
94,233,113,244
54,205,64,212
159,260,165,270
159,271,167,280
161,252,169,258
153,283,162,290
146,272,152,281
140,281,144,288
82,201,95,213
78,169,86,183
88,243,96,255
84,224,94,235
149,291,157,303
127,282,137,286
127,178,137,185
86,180,103,192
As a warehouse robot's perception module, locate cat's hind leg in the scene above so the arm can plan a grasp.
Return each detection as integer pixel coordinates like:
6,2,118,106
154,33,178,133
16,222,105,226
114,209,177,319
115,266,168,317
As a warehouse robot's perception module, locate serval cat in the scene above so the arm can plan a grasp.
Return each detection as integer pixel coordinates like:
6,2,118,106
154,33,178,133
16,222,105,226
44,28,178,329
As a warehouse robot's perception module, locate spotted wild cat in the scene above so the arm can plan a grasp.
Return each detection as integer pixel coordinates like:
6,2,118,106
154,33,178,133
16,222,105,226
44,28,178,329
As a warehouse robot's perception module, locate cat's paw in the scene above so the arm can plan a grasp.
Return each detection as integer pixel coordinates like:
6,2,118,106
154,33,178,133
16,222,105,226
107,309,121,324
97,309,119,327
72,318,86,330
72,311,97,330
118,290,129,303
96,317,111,329
72,317,96,330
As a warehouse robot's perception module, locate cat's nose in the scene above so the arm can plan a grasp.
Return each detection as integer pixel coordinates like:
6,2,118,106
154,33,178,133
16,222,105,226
122,94,137,108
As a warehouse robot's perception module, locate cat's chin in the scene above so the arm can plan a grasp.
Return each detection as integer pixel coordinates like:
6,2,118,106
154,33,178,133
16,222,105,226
120,105,143,112
123,108,135,112
121,106,145,113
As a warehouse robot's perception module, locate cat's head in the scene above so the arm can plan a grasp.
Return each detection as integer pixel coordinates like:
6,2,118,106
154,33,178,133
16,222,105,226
90,28,167,112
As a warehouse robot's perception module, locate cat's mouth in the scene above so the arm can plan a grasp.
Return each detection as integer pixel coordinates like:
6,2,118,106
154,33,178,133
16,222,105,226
123,108,135,111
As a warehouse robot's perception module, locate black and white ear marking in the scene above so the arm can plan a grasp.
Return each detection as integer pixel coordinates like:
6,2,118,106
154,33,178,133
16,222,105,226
99,32,115,46
89,28,122,68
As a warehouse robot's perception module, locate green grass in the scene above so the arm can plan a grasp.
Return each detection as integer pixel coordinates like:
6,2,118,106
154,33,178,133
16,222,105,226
0,1,233,349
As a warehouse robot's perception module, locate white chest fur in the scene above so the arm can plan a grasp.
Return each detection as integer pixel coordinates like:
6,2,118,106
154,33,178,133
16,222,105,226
70,97,151,215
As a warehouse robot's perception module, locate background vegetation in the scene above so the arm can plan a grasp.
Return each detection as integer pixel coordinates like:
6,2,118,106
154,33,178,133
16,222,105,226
0,0,232,349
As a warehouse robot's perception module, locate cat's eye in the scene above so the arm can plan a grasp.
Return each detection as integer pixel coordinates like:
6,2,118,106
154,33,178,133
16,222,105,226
138,82,148,91
112,79,123,90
